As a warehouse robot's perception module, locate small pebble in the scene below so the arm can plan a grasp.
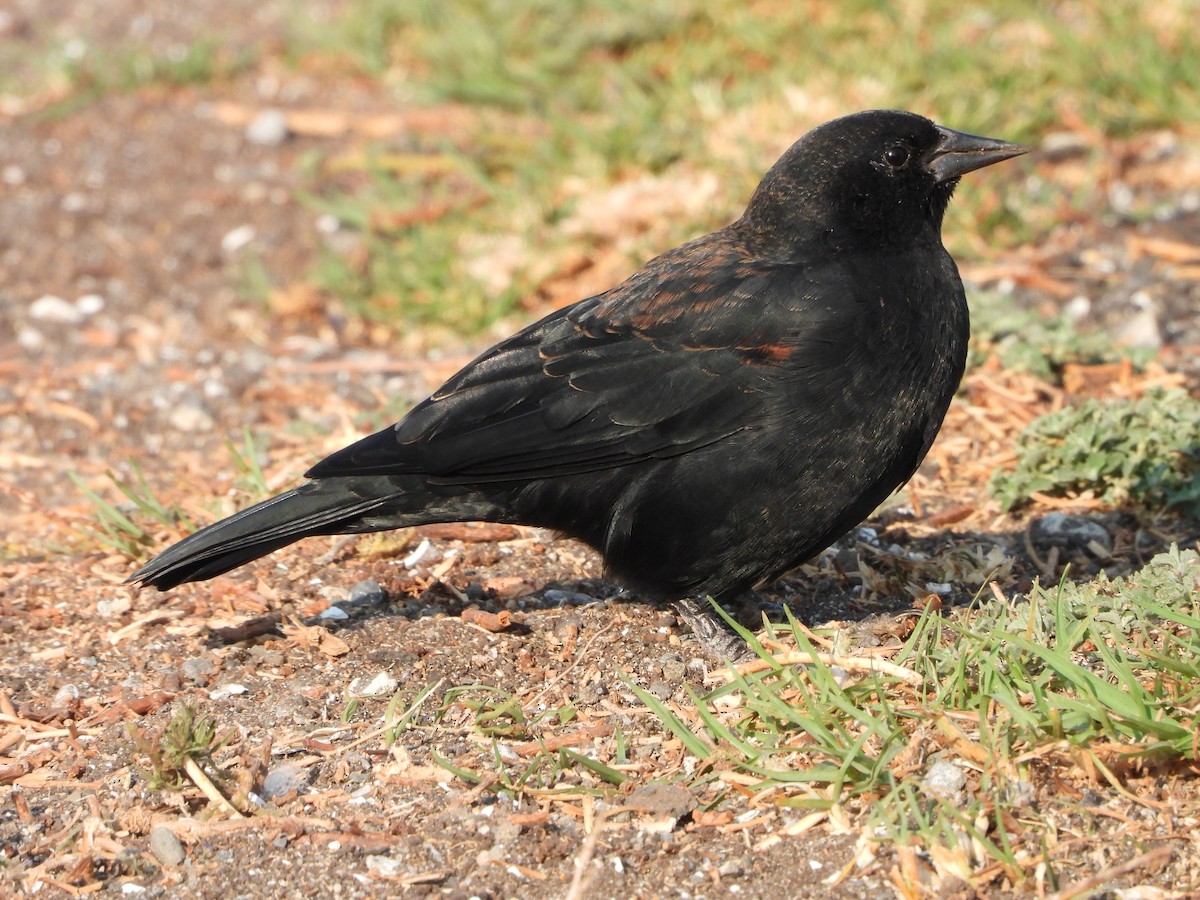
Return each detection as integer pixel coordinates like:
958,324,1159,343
247,646,285,667
30,294,83,324
648,680,673,700
543,589,596,606
626,783,696,823
1006,780,1037,809
149,824,185,866
1033,513,1112,555
17,326,44,351
658,653,686,683
76,293,105,316
209,683,248,701
365,856,404,877
348,671,399,698
261,764,309,800
180,657,215,684
245,108,290,146
96,596,132,617
923,758,967,799
52,684,79,705
1115,304,1162,349
167,403,215,433
1063,295,1091,320
221,224,256,255
318,605,349,621
347,578,386,606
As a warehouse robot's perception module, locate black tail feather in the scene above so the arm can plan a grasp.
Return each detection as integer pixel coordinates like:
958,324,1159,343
128,483,398,591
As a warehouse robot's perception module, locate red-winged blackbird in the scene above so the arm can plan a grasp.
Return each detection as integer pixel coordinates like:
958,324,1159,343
131,110,1025,607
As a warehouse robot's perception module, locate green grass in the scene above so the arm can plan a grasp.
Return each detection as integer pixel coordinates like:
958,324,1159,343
69,463,192,558
426,547,1200,886
288,0,1199,332
72,429,277,559
1,33,256,116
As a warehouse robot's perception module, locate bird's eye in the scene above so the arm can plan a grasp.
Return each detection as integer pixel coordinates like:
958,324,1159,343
883,145,910,168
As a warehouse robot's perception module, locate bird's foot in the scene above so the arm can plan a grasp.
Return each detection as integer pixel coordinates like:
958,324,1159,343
673,597,754,663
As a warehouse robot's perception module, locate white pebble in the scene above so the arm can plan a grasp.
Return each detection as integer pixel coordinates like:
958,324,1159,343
167,403,215,433
30,294,83,324
209,683,248,701
18,326,45,350
53,684,80,705
245,108,290,146
221,224,256,254
1063,295,1091,320
348,672,399,697
403,538,433,568
76,293,105,316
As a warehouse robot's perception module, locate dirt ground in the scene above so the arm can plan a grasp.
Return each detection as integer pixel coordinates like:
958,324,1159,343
3,6,1200,900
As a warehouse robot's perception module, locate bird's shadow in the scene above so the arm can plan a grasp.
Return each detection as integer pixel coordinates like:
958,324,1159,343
203,503,1197,653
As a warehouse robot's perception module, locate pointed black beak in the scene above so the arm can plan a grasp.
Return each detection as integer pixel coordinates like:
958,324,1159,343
929,126,1027,182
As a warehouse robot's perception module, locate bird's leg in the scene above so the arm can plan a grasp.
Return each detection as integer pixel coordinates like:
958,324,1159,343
672,596,755,662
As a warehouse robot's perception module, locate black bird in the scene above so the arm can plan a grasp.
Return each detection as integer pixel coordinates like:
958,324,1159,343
130,110,1025,617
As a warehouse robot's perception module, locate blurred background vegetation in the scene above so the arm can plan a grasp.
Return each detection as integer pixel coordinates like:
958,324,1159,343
9,0,1197,336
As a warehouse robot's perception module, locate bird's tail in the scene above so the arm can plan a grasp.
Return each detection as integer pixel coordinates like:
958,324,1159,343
128,479,404,591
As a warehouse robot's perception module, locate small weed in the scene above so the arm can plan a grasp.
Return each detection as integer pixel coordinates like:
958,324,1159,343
224,426,272,503
74,431,279,557
68,463,190,558
988,388,1200,514
126,702,231,793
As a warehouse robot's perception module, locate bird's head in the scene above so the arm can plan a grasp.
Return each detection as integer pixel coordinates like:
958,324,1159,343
739,109,1026,255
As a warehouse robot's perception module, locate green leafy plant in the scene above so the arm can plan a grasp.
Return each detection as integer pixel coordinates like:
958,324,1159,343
126,703,232,792
968,293,1153,380
988,388,1200,513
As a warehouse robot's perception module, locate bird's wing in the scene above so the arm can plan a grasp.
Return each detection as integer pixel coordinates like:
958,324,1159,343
307,241,842,484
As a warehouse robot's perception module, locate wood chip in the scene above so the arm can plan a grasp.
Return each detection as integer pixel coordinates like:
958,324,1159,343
461,607,513,632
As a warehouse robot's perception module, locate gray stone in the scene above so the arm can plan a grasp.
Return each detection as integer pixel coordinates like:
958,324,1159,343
923,758,967,799
149,824,185,866
179,657,215,684
626,783,696,823
261,764,309,801
658,653,686,683
1033,513,1112,555
543,589,596,606
347,578,386,606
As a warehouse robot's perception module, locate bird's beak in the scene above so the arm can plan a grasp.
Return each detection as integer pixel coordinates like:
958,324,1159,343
928,126,1027,182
